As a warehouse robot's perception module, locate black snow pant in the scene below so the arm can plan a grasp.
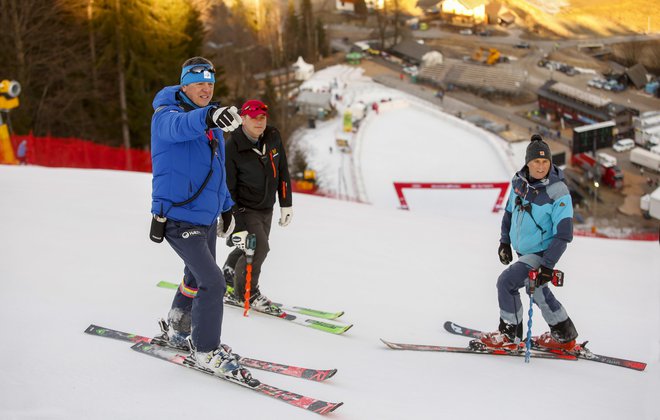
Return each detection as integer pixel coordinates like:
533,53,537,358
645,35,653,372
165,219,225,353
224,208,273,301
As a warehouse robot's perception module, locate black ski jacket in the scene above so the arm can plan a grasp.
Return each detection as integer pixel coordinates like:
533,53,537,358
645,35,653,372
225,126,292,228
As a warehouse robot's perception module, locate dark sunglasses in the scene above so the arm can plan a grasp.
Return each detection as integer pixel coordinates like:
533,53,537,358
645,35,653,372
184,65,215,76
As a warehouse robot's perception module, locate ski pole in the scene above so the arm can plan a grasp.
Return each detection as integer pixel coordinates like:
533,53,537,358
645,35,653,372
243,233,257,317
525,270,538,363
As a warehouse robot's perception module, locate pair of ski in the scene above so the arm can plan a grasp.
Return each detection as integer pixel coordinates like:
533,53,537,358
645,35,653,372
382,321,646,371
85,324,342,415
157,281,353,335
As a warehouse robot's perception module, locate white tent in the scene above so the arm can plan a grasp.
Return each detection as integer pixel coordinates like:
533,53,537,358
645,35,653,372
293,56,314,81
422,50,443,66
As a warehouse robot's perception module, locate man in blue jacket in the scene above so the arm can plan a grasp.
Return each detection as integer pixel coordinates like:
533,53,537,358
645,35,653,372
472,134,579,353
150,56,252,381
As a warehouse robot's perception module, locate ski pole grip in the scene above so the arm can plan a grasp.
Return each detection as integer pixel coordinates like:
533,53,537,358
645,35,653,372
552,270,564,287
528,270,538,294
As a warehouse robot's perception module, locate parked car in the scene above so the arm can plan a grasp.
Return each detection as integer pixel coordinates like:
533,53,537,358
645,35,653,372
603,79,625,92
514,42,530,49
613,138,635,152
587,78,606,89
478,29,492,37
459,29,473,35
402,65,419,76
560,65,577,76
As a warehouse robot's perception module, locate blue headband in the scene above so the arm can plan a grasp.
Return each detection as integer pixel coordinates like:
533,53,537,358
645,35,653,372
180,64,215,86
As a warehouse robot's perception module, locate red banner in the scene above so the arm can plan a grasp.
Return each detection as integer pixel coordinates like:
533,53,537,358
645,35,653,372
393,181,510,213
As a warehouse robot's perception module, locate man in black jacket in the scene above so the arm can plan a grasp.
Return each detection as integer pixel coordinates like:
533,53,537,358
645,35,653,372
223,99,292,313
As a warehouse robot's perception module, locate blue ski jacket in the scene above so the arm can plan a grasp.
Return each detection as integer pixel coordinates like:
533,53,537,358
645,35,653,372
500,165,573,268
151,85,233,226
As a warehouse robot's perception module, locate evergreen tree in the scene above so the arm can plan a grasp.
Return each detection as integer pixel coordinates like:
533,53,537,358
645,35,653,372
0,0,207,148
283,0,301,63
262,76,280,128
316,17,329,58
353,0,367,18
299,0,315,62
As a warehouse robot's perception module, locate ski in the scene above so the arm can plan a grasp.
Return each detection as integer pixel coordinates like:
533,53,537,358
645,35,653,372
85,324,337,381
131,342,342,415
157,281,344,320
380,339,576,360
223,299,353,335
443,321,647,371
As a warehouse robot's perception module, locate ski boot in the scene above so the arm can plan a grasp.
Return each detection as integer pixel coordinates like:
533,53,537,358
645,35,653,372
469,319,523,353
186,338,259,387
534,317,582,352
249,292,282,315
153,318,190,351
225,290,283,316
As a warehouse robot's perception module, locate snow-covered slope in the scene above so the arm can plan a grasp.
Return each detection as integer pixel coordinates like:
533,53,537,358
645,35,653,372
0,165,658,420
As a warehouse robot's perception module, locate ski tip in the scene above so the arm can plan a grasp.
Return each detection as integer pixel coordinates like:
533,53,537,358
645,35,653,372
625,361,647,371
379,338,399,349
326,369,338,380
341,324,354,334
320,401,344,415
329,401,344,413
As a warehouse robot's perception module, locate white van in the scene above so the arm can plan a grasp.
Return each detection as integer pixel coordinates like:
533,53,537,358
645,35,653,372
613,138,635,152
597,152,617,168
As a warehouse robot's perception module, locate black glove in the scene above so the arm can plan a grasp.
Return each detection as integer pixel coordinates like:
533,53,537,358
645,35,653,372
498,242,512,265
537,265,554,285
206,106,242,132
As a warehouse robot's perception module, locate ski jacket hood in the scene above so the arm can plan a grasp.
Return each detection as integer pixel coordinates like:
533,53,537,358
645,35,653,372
500,164,573,268
150,85,233,226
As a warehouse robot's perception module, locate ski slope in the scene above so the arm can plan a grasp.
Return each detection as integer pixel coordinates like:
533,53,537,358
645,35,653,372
292,65,516,214
0,165,658,420
1,65,658,420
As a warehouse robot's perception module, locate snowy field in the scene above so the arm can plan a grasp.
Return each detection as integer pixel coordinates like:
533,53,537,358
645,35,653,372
1,65,658,419
291,65,516,209
0,165,658,420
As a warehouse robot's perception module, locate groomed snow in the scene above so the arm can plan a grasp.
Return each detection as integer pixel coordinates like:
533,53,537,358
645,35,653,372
1,65,658,420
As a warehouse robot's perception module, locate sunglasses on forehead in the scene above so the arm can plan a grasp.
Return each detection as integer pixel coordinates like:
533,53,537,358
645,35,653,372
183,65,216,76
243,104,268,112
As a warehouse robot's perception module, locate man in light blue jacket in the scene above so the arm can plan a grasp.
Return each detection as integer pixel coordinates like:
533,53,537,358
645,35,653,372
150,56,254,382
472,134,579,353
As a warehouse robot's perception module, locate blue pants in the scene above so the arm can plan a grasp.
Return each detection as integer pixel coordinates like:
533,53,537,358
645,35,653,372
497,254,568,328
165,220,225,353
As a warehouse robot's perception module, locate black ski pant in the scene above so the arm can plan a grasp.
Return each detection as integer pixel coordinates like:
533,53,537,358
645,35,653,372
165,219,224,353
224,208,273,301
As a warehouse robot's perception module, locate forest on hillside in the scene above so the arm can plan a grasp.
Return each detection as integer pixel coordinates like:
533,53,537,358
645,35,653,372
0,0,333,148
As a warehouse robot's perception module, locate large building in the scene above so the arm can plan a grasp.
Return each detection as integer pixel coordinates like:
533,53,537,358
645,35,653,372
440,0,488,25
537,80,639,138
633,111,660,147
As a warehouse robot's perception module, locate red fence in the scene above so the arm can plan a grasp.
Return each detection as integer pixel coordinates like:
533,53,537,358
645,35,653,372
10,133,152,172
